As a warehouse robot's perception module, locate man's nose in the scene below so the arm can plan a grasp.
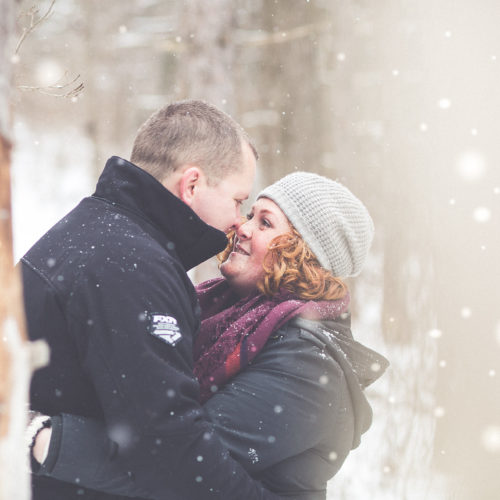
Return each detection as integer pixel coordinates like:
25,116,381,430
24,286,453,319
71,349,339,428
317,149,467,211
228,215,247,233
225,214,239,233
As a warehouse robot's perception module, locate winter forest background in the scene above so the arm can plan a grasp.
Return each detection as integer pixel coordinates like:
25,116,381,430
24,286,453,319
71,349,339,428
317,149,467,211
4,0,500,498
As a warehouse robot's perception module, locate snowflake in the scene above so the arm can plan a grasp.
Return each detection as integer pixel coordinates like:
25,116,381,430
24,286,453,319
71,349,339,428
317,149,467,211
248,448,259,464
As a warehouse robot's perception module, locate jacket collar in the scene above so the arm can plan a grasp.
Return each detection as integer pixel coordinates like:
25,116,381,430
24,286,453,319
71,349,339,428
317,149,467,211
93,156,228,271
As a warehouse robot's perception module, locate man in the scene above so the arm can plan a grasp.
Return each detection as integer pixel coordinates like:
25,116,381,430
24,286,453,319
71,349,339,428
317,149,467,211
22,100,279,499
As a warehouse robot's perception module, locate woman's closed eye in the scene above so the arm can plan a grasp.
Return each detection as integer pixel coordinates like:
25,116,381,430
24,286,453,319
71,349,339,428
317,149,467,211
260,217,271,228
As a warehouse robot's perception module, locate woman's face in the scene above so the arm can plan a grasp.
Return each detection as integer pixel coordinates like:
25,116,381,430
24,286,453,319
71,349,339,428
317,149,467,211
220,197,290,297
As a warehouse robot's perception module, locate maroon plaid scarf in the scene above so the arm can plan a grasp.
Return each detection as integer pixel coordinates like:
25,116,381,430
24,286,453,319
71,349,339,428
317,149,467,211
193,278,350,403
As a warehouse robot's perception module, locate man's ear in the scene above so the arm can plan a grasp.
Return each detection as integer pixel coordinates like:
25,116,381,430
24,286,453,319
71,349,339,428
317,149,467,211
178,166,202,206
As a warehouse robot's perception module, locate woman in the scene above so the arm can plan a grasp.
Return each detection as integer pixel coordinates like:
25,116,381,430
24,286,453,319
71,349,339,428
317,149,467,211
29,172,388,499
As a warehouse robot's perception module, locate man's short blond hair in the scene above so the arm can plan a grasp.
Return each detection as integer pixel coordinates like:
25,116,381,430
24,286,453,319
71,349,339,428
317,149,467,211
130,100,257,185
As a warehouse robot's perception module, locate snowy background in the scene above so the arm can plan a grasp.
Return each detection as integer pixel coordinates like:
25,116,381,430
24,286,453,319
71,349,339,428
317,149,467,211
9,1,500,499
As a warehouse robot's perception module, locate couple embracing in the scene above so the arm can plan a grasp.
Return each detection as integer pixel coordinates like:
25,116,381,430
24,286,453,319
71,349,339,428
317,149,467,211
23,100,388,500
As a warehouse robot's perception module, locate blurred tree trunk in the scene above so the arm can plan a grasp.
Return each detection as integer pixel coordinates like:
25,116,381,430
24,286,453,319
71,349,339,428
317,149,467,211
177,0,236,111
82,0,140,178
82,0,105,180
178,0,237,283
237,0,335,189
0,2,48,498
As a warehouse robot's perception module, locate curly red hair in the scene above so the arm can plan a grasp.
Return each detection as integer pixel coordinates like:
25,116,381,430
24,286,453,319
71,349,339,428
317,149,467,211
218,227,347,301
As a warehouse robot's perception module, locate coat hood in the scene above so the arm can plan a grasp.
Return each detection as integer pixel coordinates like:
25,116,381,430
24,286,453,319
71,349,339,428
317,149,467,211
291,315,389,449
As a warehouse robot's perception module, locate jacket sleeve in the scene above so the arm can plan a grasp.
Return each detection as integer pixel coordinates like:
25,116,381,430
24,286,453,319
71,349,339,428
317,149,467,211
63,247,280,500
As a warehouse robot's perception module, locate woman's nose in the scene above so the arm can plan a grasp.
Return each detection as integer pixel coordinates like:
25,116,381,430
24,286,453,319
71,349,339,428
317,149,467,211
236,219,252,239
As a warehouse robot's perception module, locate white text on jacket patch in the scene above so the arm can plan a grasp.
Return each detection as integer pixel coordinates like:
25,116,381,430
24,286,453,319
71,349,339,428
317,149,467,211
149,314,182,346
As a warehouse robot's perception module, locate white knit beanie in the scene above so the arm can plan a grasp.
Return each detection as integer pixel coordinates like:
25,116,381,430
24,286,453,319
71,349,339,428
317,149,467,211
257,172,374,278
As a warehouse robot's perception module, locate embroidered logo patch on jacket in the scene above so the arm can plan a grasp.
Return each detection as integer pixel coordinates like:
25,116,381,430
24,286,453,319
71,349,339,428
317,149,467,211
148,314,182,346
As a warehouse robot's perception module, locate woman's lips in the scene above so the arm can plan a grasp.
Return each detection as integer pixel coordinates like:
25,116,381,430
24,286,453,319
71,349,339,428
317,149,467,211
234,243,249,255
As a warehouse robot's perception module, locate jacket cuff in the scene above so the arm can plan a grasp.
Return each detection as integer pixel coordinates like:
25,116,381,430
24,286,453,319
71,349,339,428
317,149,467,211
35,412,121,488
35,415,62,475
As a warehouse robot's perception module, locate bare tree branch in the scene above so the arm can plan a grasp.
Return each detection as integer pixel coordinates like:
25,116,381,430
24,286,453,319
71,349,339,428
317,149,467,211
17,72,84,99
14,0,56,55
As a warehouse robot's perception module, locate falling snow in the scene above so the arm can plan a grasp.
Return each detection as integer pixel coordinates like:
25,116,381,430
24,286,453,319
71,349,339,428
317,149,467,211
456,151,486,181
7,1,500,498
480,426,500,453
248,448,259,464
438,98,451,109
473,207,491,223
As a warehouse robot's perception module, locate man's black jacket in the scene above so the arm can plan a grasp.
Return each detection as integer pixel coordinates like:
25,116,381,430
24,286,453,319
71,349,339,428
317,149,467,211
22,156,279,500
